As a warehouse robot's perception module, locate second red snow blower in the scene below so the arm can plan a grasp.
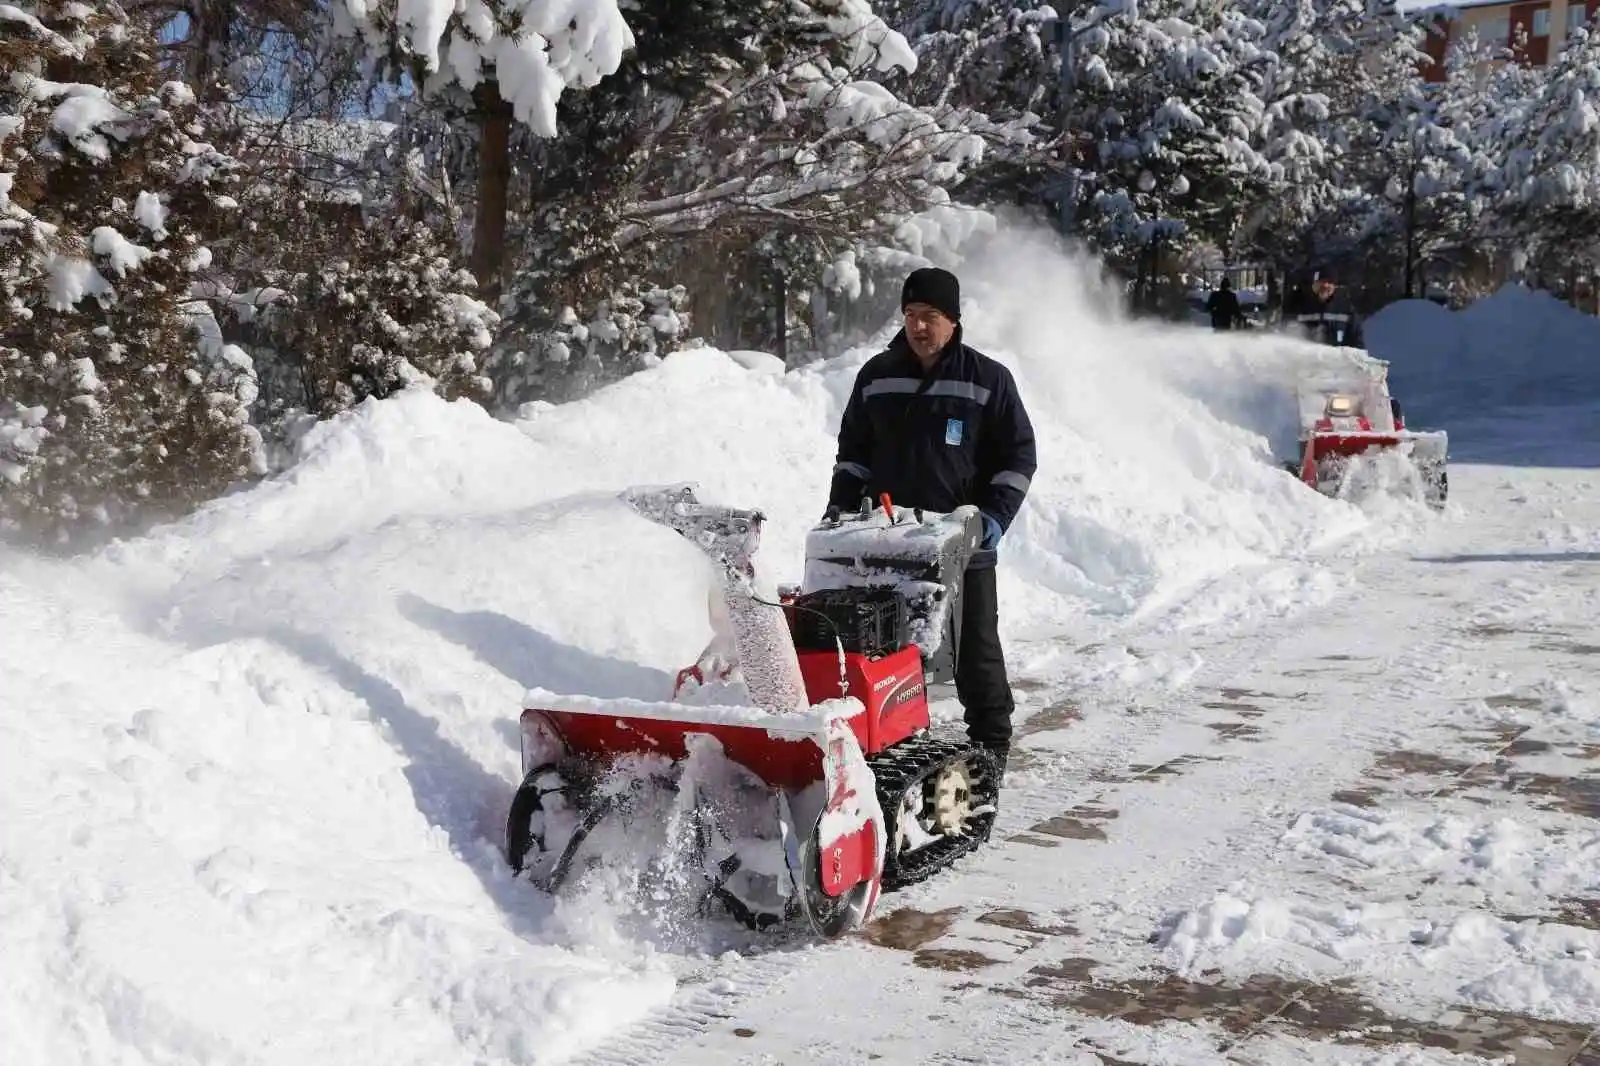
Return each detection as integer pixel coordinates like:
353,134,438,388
504,484,1001,939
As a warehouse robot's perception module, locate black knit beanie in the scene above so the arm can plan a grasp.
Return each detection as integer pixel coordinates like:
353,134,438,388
901,267,960,322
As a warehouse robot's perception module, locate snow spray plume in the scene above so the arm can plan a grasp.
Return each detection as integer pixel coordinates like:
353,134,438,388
942,216,1317,459
908,216,1382,617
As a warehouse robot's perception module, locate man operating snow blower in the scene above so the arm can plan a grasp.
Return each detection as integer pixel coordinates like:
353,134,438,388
826,267,1037,782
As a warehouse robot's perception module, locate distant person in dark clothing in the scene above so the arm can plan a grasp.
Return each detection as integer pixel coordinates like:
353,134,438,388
1206,278,1245,331
1296,278,1363,347
1321,283,1362,347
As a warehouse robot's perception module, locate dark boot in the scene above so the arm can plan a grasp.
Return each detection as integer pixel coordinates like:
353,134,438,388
972,741,1008,844
981,741,1009,787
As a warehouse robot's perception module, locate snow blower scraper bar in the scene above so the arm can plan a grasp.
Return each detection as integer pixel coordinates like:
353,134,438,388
505,484,1001,939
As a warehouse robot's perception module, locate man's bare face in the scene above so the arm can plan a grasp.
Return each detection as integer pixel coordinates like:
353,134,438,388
904,304,956,363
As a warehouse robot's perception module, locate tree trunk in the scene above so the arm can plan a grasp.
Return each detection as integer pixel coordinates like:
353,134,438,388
773,268,789,367
190,1,231,102
471,82,514,303
1403,158,1418,300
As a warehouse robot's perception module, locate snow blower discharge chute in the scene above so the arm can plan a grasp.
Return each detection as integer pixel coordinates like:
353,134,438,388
504,485,1001,939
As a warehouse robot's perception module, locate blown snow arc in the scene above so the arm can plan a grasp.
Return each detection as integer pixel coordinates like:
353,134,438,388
504,484,1001,938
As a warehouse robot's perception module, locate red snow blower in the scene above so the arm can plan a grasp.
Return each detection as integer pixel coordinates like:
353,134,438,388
1284,355,1448,509
504,484,1000,938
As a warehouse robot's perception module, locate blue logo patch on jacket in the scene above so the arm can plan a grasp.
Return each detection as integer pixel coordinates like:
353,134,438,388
944,418,964,446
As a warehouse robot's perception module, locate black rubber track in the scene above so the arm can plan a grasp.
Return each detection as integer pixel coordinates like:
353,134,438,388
868,733,1001,891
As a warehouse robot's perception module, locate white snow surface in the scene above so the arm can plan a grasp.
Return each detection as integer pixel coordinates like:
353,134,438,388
1366,284,1600,471
6,223,1600,1065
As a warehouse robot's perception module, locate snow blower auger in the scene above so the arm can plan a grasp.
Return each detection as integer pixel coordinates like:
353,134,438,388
504,484,1001,939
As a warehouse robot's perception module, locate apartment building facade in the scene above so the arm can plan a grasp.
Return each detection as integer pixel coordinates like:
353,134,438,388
1416,0,1599,79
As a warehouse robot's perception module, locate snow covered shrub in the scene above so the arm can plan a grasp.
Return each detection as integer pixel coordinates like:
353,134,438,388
0,1,263,548
486,280,687,408
281,216,498,417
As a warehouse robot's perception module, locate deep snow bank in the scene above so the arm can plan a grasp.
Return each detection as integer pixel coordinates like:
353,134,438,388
0,552,679,1066
1,222,1412,1066
132,222,1391,632
1366,285,1600,418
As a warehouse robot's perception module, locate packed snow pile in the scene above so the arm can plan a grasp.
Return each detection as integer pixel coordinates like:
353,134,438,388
1365,284,1600,418
0,222,1420,1066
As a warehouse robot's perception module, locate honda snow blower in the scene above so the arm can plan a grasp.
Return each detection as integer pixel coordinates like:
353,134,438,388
504,485,1001,939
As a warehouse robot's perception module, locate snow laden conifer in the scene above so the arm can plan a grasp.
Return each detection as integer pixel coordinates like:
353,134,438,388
1054,1,1235,262
1492,22,1600,275
329,0,634,136
484,0,989,406
283,215,500,417
1180,0,1354,261
0,1,262,548
872,0,1077,200
1291,8,1477,290
329,0,636,295
875,0,1148,236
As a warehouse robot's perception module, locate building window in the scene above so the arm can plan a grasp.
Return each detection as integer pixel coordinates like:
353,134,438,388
1481,15,1510,45
1532,7,1551,35
1570,4,1592,32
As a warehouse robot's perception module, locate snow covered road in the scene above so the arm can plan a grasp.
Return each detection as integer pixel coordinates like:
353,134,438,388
578,461,1600,1066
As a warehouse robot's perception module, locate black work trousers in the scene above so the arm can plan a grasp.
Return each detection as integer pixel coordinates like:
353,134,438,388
955,565,1013,751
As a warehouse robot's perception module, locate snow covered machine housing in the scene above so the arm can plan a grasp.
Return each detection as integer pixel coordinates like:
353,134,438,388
1285,351,1448,508
505,486,1000,940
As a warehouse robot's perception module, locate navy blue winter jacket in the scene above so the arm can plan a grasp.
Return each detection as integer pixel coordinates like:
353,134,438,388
828,327,1037,569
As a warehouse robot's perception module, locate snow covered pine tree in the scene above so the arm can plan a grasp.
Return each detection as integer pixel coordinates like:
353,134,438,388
0,2,262,547
285,216,500,417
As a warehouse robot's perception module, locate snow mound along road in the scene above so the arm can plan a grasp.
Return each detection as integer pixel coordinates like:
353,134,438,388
1365,284,1600,421
498,228,1408,635
0,224,1418,1066
0,561,678,1066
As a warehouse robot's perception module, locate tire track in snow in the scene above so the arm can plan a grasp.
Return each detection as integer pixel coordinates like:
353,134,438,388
635,522,1582,1063
567,504,1579,1065
560,615,1309,1066
563,948,821,1066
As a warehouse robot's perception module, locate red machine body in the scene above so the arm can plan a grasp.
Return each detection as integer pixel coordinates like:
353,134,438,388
528,707,826,792
1287,365,1448,508
522,641,932,902
1298,427,1404,486
505,485,996,938
794,645,929,755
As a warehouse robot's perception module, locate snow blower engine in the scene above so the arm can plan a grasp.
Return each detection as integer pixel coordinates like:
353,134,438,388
504,485,1000,939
